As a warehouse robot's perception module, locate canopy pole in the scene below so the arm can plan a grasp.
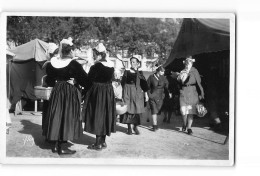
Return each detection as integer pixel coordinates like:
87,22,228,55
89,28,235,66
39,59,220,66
8,60,11,105
34,100,37,112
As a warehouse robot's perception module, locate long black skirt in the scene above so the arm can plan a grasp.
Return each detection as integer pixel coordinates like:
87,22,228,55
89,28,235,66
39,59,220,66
42,100,49,134
42,81,82,141
82,82,116,136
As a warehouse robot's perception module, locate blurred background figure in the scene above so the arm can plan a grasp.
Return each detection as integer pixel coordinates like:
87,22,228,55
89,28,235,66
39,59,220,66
206,66,222,131
162,69,180,123
147,66,171,131
110,53,127,122
113,68,124,122
171,71,182,116
6,101,12,134
74,48,94,74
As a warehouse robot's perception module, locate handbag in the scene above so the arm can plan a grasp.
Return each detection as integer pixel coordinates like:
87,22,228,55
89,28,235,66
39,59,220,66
196,102,207,117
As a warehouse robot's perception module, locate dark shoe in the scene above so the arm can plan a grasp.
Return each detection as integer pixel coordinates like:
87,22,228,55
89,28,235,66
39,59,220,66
127,125,133,135
126,130,133,135
101,142,107,149
152,125,158,132
182,125,186,132
88,144,102,151
45,139,55,144
146,118,150,122
52,140,68,153
58,147,76,155
187,129,193,135
52,141,59,153
9,109,15,113
101,135,107,149
133,126,140,135
52,145,58,153
213,123,222,132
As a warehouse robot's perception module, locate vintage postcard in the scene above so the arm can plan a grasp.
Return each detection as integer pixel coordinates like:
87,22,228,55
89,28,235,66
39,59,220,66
0,12,235,165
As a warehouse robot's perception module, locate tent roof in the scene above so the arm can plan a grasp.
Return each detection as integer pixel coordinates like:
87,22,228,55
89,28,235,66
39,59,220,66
196,19,230,35
164,18,230,66
9,39,50,61
6,50,15,56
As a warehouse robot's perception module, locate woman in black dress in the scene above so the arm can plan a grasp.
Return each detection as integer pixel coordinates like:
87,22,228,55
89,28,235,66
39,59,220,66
82,43,116,151
162,70,180,123
120,55,149,135
42,44,59,142
43,38,88,155
147,66,171,131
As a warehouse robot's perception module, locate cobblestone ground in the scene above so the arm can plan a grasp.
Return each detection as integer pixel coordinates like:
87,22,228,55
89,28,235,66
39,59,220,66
6,109,229,163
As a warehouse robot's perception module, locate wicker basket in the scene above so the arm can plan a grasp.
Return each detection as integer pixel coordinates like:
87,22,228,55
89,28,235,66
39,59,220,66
34,86,53,100
196,103,207,117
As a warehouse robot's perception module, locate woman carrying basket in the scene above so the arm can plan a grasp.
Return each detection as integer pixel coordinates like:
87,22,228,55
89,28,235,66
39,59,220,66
177,56,204,135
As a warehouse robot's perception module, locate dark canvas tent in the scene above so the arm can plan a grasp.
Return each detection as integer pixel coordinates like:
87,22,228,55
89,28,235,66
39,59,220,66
7,39,50,109
164,18,230,67
6,50,15,105
164,18,231,129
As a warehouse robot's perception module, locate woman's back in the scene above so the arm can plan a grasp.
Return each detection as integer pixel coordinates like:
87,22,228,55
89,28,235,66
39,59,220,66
88,62,114,83
46,59,88,87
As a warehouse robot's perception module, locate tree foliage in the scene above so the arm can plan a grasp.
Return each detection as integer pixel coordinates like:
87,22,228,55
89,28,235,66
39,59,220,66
7,16,182,63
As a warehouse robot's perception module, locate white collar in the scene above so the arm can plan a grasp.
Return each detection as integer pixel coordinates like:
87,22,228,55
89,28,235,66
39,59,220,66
50,57,72,68
129,69,136,73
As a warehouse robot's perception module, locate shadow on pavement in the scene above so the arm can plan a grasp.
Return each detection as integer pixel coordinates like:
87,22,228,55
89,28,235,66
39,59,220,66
73,124,127,145
141,109,229,135
18,120,62,151
116,124,128,134
208,114,229,136
140,111,183,132
72,133,95,146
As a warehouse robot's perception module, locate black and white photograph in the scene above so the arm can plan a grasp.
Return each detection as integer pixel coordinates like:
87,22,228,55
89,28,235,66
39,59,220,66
1,12,235,166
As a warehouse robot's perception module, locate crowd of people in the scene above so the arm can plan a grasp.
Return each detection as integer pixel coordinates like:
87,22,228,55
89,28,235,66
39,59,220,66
40,37,205,155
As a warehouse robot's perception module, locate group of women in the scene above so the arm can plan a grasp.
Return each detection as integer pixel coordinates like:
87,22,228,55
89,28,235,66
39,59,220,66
42,39,116,154
42,38,204,155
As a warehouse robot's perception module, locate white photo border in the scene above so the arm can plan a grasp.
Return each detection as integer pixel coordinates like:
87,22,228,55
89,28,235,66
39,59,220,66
0,12,235,166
